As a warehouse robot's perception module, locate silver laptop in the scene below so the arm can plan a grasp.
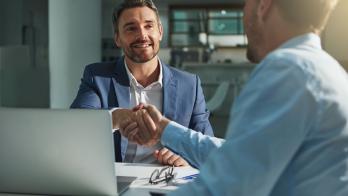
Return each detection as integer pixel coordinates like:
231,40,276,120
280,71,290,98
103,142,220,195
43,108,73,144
0,108,134,195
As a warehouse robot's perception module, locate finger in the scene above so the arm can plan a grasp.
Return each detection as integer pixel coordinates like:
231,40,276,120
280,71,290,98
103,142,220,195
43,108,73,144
132,103,144,111
127,127,139,143
153,149,159,158
161,150,173,165
135,110,151,144
119,118,132,136
124,122,138,137
126,125,144,145
173,157,189,167
157,148,169,164
167,154,180,166
121,122,137,138
142,110,157,135
144,105,161,123
139,109,159,145
133,133,144,145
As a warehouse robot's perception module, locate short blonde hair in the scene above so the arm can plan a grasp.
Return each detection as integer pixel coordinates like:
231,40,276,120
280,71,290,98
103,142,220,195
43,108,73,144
275,0,339,32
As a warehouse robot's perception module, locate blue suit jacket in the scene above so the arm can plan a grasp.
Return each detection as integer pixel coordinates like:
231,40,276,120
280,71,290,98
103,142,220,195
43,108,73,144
71,57,213,162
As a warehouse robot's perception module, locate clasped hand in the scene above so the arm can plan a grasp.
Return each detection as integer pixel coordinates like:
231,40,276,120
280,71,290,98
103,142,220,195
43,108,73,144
112,104,187,166
119,104,164,146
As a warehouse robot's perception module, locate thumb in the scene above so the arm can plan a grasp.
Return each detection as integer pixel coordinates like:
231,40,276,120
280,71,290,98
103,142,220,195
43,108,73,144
153,150,160,158
132,103,144,111
144,104,162,123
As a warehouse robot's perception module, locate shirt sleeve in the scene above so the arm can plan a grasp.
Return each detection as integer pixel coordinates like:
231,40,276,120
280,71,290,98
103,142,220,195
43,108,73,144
161,121,225,168
167,58,319,196
109,108,120,132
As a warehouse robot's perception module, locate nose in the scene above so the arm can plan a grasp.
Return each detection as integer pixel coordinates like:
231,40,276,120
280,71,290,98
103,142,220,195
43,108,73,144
136,27,148,41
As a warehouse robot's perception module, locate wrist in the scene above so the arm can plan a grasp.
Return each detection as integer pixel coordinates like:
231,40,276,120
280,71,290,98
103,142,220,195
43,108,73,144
158,117,170,136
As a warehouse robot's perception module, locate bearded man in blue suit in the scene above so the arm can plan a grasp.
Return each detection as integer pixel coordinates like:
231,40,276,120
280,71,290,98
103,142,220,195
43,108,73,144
71,0,213,166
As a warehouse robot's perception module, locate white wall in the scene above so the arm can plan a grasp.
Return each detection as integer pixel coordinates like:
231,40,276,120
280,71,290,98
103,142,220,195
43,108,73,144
324,0,348,68
49,0,102,108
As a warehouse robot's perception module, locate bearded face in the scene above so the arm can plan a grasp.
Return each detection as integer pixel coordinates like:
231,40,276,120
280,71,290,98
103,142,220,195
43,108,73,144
115,6,163,64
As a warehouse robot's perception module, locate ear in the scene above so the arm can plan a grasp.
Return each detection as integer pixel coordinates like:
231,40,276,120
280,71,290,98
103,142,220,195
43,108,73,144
158,22,163,41
114,33,120,47
258,0,273,21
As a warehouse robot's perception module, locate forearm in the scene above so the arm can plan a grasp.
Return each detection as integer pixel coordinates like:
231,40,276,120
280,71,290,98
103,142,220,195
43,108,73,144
161,121,224,168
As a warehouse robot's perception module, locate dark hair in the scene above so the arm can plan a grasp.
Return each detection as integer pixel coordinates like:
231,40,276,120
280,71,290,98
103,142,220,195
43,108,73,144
112,0,160,34
275,0,339,32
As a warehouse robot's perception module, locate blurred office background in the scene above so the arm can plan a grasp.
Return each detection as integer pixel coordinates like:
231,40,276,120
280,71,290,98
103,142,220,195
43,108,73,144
0,0,347,137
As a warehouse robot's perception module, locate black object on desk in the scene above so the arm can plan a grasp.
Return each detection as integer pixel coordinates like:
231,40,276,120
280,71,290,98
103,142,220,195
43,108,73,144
150,191,166,196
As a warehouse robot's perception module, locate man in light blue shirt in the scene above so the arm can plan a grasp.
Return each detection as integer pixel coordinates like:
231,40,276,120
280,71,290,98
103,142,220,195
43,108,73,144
119,0,348,195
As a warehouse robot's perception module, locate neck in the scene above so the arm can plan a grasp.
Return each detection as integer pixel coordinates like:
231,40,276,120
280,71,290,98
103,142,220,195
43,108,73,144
125,56,160,87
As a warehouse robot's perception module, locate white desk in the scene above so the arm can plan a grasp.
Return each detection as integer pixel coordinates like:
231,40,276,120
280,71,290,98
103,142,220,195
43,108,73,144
0,163,198,196
115,163,198,196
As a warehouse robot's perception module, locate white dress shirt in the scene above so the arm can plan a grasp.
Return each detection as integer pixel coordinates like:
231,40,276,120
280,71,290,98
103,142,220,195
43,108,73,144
121,58,163,163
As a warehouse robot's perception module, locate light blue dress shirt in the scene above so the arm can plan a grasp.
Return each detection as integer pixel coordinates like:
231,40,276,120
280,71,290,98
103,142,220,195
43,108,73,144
162,33,348,196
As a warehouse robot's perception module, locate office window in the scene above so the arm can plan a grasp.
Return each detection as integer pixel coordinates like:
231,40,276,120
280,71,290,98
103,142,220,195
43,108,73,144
170,9,205,46
169,6,246,47
208,10,244,35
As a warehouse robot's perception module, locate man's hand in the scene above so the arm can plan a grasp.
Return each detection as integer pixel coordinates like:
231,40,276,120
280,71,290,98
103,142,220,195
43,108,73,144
119,108,158,146
135,104,170,146
118,104,170,146
154,148,189,167
111,108,134,130
112,108,155,144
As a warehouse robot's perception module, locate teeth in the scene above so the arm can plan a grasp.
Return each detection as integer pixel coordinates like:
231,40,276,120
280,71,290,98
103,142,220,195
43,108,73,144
133,43,151,48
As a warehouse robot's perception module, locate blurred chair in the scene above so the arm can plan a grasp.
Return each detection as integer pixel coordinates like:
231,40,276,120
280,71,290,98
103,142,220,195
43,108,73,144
206,81,230,113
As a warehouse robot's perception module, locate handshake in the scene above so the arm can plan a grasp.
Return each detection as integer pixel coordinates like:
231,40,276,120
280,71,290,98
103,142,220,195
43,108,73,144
112,104,188,166
112,104,170,146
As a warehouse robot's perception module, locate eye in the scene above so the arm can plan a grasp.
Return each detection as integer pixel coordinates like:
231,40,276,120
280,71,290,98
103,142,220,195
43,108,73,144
145,24,154,29
125,26,137,32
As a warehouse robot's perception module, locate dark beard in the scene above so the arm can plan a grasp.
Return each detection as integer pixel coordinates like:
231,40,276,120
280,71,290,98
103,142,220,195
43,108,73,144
124,47,159,64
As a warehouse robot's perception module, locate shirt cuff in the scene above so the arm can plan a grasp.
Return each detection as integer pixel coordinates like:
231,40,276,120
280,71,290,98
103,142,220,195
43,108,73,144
109,107,120,133
161,121,189,148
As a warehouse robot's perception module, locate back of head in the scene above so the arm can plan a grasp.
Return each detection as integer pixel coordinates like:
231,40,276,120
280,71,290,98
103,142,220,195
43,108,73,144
275,0,339,32
112,0,160,34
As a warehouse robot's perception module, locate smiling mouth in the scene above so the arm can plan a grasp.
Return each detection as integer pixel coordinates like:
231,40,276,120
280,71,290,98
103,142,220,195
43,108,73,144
132,43,152,48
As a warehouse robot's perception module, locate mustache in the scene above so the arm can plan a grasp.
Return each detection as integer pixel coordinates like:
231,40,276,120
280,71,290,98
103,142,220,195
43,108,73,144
130,39,153,46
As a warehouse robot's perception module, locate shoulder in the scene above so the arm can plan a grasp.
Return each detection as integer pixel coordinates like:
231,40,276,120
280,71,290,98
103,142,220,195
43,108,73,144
164,64,198,82
263,46,337,74
82,56,125,78
84,61,117,75
254,46,344,98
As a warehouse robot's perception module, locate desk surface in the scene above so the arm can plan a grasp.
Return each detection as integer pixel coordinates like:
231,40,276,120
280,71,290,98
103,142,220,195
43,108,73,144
116,163,198,196
0,163,198,196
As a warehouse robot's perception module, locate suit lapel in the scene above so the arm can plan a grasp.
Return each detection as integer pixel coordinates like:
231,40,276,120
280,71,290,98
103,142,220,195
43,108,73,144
112,57,130,162
162,63,178,120
112,57,131,109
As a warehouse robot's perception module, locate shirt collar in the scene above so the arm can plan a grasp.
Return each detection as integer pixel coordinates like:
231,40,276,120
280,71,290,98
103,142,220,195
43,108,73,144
124,57,163,88
278,33,322,50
